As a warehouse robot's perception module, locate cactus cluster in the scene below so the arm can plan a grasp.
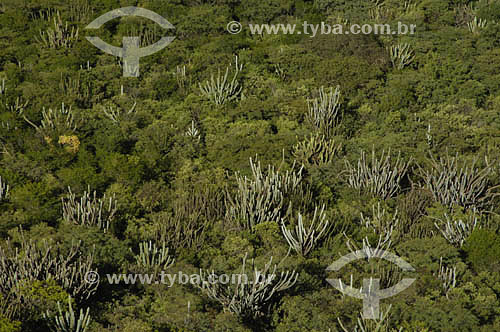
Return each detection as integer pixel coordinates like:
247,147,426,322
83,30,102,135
306,85,341,137
6,97,29,115
62,186,117,233
345,227,393,261
37,12,79,49
434,212,479,247
102,103,137,124
360,203,399,239
0,235,97,319
345,150,411,200
0,176,9,202
133,240,175,272
68,0,94,23
226,157,306,230
59,74,91,104
468,16,487,34
44,296,91,332
292,133,342,166
185,120,201,141
196,254,298,319
199,56,243,105
435,257,457,299
387,43,415,70
419,154,495,211
24,103,77,138
281,205,331,257
338,305,394,332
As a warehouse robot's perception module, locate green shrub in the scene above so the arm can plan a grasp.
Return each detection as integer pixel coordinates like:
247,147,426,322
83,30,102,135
464,228,500,273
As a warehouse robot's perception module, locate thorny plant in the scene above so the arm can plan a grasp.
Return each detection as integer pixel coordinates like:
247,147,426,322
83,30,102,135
61,186,118,233
199,56,243,105
306,85,342,137
0,231,97,319
281,205,331,257
345,149,411,200
196,253,298,319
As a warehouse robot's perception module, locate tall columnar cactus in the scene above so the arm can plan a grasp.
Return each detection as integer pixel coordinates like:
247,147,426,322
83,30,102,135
37,11,79,49
292,133,342,166
345,226,393,261
434,212,479,247
24,103,77,138
185,120,200,141
306,85,341,137
434,257,457,299
345,150,411,200
102,102,137,124
387,43,415,70
360,203,399,239
44,296,91,332
281,205,331,257
226,157,306,230
6,97,29,115
468,16,487,34
0,79,5,95
196,253,298,319
338,305,394,332
418,153,495,211
199,56,243,105
69,0,94,23
0,176,9,202
175,65,188,92
133,240,175,272
0,233,97,319
62,186,117,233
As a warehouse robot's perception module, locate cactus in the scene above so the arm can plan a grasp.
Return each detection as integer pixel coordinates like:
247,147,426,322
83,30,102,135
345,227,393,261
281,205,331,257
307,85,341,137
133,241,175,272
154,211,208,251
24,103,77,138
360,203,399,240
185,120,200,141
0,233,97,319
434,211,479,247
434,257,457,298
387,43,415,70
102,103,137,124
454,3,476,27
199,56,243,105
37,11,79,49
403,0,417,14
62,186,117,233
59,74,91,104
29,8,58,22
175,65,188,92
44,296,91,332
292,133,342,166
6,97,29,115
468,16,487,34
338,305,395,332
68,0,94,23
418,153,495,211
0,176,9,202
345,150,411,200
226,157,306,230
196,253,297,319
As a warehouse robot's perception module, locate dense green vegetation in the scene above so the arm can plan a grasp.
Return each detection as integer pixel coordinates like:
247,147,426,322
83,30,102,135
1,0,500,331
